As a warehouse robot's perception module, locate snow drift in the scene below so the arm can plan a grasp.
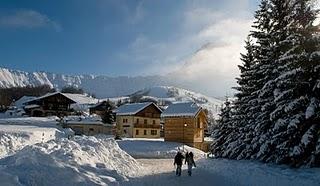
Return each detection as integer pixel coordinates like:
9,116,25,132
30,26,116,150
0,136,142,186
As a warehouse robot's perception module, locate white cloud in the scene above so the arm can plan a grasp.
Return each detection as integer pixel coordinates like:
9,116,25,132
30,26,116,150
0,9,62,32
122,0,254,96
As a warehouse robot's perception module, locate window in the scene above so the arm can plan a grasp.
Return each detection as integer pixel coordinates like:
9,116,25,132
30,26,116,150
89,128,94,131
144,119,147,124
144,130,147,135
124,129,127,134
136,130,139,135
197,117,201,128
123,118,126,123
153,120,156,125
151,130,157,135
136,118,139,124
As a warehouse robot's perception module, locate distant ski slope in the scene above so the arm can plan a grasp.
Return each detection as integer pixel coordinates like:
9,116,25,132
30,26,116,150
129,86,223,117
0,67,166,98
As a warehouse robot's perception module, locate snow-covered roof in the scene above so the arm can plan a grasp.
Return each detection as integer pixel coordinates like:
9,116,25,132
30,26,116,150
116,102,162,116
63,93,98,105
13,96,37,108
161,102,201,118
24,104,40,109
25,92,97,105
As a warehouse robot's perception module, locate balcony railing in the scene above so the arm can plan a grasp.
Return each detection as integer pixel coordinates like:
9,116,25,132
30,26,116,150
134,123,160,129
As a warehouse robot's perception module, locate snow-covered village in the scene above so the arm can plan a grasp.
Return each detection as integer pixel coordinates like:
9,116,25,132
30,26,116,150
0,0,320,186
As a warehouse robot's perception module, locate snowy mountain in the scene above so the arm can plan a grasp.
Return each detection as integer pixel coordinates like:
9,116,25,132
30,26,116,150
0,67,168,98
129,86,223,118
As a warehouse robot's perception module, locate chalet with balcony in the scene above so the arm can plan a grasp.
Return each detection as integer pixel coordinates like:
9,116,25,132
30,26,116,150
116,102,162,138
161,102,208,150
24,92,76,117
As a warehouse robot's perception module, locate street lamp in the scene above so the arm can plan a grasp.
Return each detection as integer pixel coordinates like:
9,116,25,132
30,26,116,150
183,122,187,152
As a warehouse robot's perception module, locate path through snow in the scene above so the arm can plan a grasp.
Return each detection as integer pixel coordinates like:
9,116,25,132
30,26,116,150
121,159,237,186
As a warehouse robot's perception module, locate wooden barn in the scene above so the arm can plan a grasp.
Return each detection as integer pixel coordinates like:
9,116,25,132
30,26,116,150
116,102,162,138
24,92,76,117
161,102,208,151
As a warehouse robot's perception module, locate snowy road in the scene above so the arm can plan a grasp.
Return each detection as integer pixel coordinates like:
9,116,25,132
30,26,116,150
121,159,237,186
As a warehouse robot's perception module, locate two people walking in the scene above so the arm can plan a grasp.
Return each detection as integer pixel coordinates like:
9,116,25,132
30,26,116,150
174,151,196,176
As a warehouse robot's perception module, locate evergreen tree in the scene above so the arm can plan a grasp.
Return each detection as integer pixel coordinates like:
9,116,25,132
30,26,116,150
253,0,294,163
270,0,320,166
232,37,257,159
211,98,233,157
101,100,116,124
211,0,320,167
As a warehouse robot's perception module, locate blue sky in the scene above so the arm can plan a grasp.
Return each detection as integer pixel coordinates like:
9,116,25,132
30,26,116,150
0,0,261,96
0,0,259,75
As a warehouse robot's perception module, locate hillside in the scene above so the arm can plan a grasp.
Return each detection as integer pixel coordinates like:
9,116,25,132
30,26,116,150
129,86,223,118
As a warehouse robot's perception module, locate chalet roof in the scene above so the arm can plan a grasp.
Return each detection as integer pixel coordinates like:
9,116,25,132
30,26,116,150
13,96,37,108
24,92,98,105
161,102,202,118
116,102,162,116
63,93,98,105
25,92,76,104
90,100,108,109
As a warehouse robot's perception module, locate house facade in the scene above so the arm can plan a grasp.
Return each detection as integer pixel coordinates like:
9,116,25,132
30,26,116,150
116,102,162,138
66,122,114,136
161,102,207,150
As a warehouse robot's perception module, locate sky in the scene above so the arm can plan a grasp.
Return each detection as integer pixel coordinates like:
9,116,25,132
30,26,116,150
0,0,262,97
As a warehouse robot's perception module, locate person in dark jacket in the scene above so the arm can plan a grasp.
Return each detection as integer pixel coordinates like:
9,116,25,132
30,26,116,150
174,151,185,176
185,151,196,176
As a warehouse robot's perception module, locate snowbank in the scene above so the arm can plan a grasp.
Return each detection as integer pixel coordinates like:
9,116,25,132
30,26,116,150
117,138,205,159
0,125,59,158
0,117,62,158
0,136,143,186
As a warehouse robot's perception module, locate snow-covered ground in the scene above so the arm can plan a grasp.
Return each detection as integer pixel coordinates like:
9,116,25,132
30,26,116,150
120,158,320,186
0,117,61,158
117,138,205,159
0,117,318,186
0,117,144,185
199,158,320,186
117,138,320,186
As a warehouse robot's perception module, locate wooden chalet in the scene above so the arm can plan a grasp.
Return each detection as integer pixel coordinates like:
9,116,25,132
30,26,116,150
24,92,76,117
161,102,208,150
116,102,162,138
89,101,112,116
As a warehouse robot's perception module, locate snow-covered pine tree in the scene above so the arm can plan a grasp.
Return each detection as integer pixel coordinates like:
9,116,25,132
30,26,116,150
232,37,258,159
270,0,320,166
211,98,234,158
252,0,295,163
243,0,276,162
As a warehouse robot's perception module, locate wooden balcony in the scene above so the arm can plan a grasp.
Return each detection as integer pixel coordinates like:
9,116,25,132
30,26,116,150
134,123,160,129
